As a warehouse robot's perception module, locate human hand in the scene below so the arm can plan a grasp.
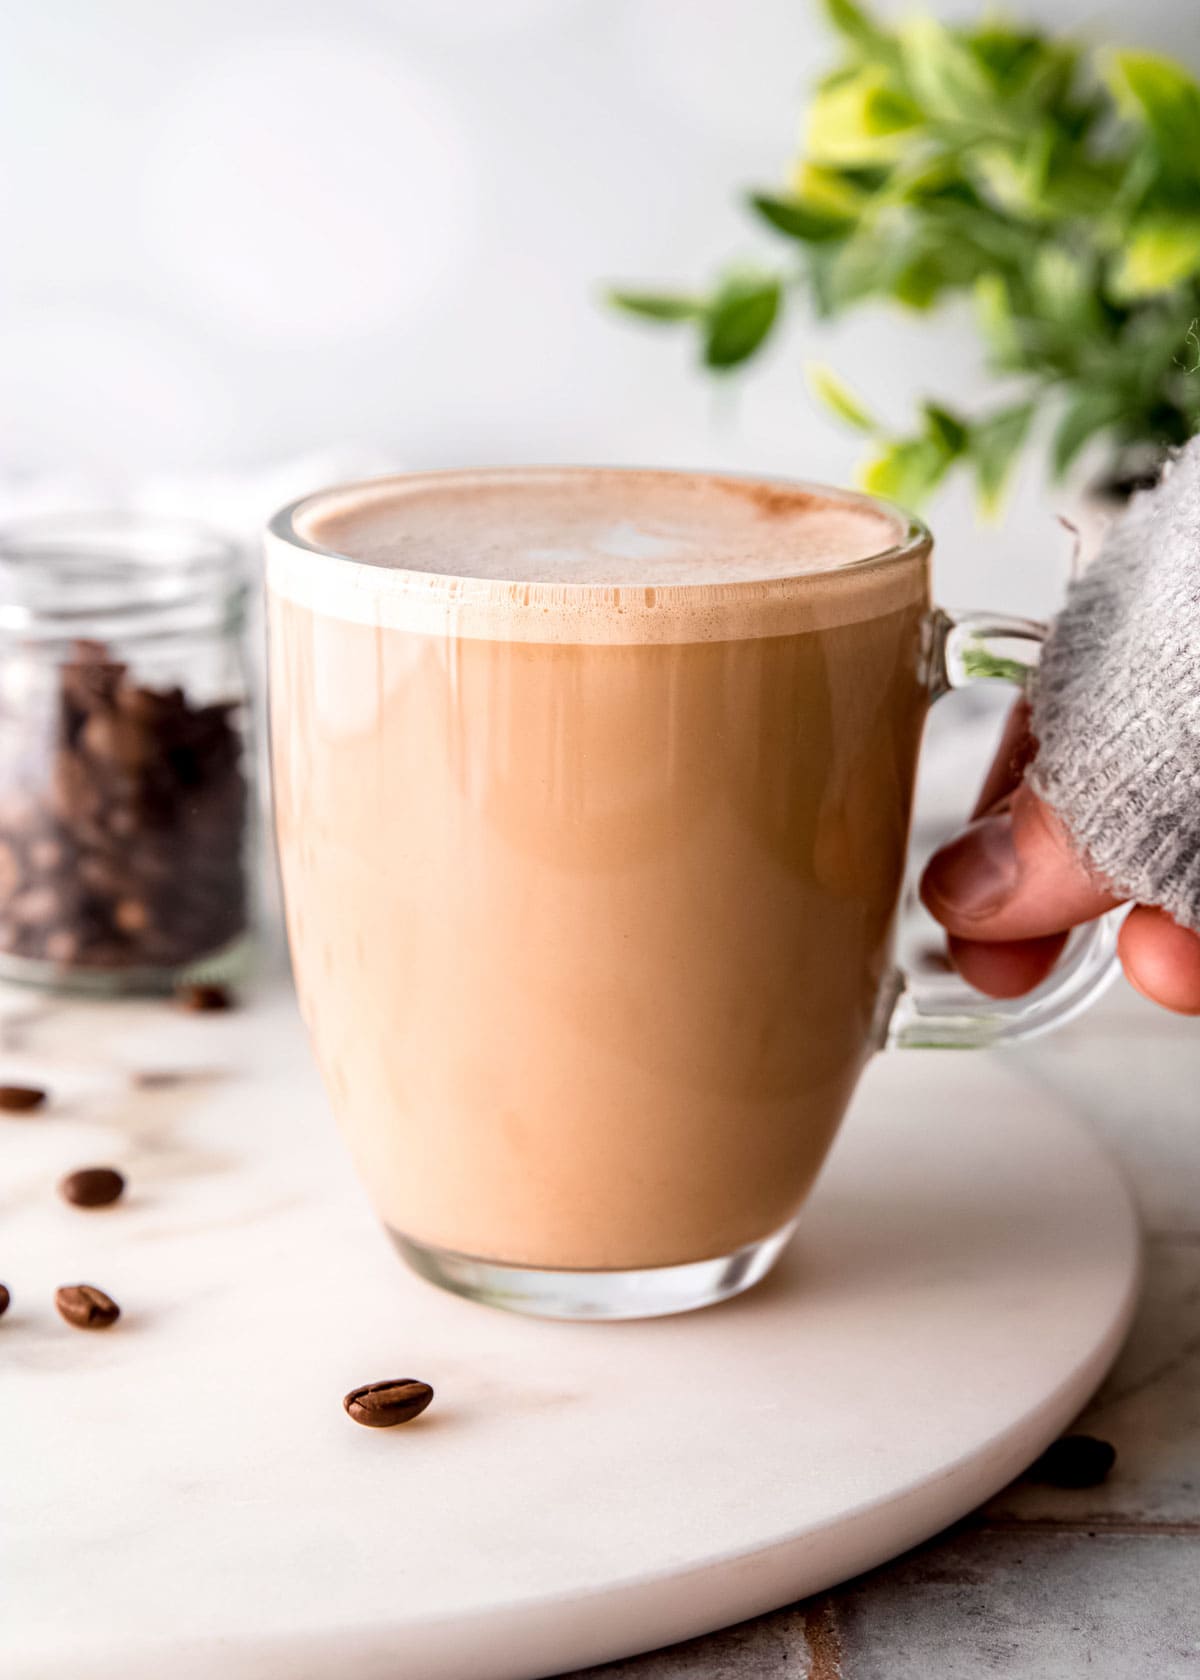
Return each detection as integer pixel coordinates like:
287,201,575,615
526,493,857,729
920,701,1200,1015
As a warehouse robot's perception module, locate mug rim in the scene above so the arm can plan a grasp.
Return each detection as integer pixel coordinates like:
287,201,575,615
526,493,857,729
267,465,931,603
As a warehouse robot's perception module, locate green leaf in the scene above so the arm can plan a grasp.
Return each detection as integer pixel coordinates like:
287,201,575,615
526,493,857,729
807,363,876,431
972,128,1056,217
861,437,953,508
1031,246,1098,327
817,226,895,310
970,402,1035,512
899,16,997,125
748,192,851,243
922,402,969,455
891,252,947,310
960,647,1030,684
1051,390,1129,478
790,163,875,217
606,290,703,322
822,0,884,48
971,25,1058,91
1008,39,1082,117
884,152,967,207
1108,52,1200,161
935,202,1040,270
806,67,920,166
973,274,1022,364
702,275,782,370
1110,214,1200,299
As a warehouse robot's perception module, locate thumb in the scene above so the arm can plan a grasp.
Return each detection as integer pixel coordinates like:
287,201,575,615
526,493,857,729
920,782,1122,942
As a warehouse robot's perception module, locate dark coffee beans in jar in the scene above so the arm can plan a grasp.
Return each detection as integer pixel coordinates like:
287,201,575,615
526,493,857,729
0,640,247,980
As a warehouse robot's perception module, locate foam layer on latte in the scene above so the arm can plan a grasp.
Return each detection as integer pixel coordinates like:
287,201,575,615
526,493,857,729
268,468,926,644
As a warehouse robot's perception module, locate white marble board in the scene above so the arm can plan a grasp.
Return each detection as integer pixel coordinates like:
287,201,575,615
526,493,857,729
2,983,1138,1679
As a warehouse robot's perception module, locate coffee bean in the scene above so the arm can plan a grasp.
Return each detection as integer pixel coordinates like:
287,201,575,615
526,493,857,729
0,1283,9,1318
343,1379,434,1428
0,1084,47,1112
44,929,81,964
62,643,125,714
114,899,150,934
11,885,60,927
80,710,152,772
55,1283,121,1329
0,840,20,900
116,684,184,726
28,837,66,875
77,853,127,896
176,982,235,1012
1027,1434,1116,1489
50,749,102,822
106,806,138,839
60,1166,126,1208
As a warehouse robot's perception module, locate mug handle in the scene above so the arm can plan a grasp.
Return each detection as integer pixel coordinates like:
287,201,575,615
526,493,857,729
885,609,1121,1051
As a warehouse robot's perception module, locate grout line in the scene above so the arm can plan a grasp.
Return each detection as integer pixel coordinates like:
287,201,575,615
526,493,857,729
801,1597,845,1679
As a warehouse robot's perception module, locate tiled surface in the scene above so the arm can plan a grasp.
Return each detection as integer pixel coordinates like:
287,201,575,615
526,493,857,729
560,984,1200,1678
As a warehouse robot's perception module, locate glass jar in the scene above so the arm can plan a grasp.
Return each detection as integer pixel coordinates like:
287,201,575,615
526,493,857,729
0,513,253,993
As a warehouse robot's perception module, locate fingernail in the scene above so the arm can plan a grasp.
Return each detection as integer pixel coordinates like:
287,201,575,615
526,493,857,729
922,813,1019,920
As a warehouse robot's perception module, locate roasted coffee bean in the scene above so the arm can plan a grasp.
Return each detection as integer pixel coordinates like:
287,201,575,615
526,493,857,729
61,642,124,714
0,1084,46,1112
27,837,66,875
176,982,235,1012
76,853,126,896
11,886,60,927
116,684,184,726
113,899,150,934
105,805,138,839
0,840,20,900
0,1283,9,1318
343,1379,434,1429
60,1166,125,1208
80,709,155,772
1027,1434,1116,1489
44,929,81,964
50,749,102,822
55,1283,120,1329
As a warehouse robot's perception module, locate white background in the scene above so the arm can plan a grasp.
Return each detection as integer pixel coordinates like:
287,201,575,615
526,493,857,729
2,0,1196,616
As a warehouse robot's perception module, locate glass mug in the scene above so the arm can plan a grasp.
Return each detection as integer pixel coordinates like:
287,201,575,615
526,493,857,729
266,468,1117,1319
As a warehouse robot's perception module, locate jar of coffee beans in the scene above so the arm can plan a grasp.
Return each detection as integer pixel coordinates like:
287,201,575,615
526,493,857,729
0,514,252,992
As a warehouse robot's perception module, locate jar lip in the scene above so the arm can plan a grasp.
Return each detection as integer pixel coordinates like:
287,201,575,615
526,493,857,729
0,512,247,642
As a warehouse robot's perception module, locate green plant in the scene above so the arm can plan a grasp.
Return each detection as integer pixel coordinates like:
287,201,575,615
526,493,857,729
609,0,1200,509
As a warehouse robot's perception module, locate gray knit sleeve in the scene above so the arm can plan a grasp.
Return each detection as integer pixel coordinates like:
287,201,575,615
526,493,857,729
1030,437,1200,932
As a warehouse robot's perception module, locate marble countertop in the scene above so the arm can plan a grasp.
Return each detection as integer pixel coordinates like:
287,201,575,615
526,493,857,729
567,977,1200,1680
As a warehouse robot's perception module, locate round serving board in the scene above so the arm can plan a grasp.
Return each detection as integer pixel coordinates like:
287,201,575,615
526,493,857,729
5,983,1138,1680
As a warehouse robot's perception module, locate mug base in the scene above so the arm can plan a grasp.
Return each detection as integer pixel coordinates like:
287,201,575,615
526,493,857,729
388,1221,797,1321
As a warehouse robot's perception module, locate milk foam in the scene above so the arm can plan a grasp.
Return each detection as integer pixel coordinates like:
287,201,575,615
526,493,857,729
301,470,899,585
267,469,928,644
